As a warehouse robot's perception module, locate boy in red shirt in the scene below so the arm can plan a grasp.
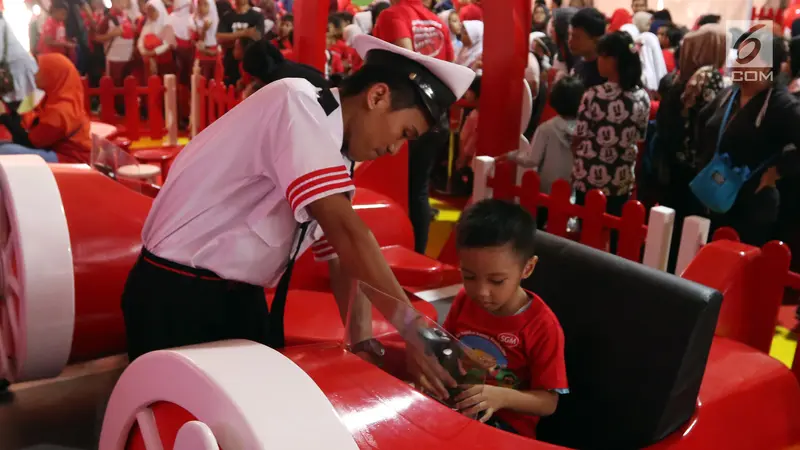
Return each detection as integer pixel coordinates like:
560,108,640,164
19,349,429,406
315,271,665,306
38,2,76,57
442,199,568,438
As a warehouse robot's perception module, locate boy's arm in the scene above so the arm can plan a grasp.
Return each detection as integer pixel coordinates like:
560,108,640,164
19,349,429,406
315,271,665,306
499,387,559,416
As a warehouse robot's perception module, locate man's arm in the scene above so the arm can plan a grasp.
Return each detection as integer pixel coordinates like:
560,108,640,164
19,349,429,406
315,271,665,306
308,194,409,307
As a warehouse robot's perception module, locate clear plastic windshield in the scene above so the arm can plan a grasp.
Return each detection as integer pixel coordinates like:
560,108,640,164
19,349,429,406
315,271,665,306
90,135,159,195
345,282,488,421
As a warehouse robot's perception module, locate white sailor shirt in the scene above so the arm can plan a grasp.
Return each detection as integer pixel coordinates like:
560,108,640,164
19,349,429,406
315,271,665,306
142,77,352,287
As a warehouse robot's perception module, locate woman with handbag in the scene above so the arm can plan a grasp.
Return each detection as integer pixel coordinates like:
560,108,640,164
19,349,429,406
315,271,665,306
693,31,800,247
0,53,91,164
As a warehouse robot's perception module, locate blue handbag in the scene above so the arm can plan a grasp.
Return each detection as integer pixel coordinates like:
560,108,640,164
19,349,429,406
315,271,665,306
690,88,777,214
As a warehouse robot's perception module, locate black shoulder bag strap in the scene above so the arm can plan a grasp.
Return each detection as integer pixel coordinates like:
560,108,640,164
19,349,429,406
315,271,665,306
268,159,356,348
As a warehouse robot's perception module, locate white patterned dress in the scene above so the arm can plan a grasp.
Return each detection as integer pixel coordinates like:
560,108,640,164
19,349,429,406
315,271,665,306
572,81,650,197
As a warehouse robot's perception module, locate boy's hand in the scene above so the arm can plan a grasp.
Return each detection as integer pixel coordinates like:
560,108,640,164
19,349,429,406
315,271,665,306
454,384,508,423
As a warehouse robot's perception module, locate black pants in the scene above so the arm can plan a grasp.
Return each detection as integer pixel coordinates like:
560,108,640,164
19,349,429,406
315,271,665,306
121,249,270,361
409,129,448,254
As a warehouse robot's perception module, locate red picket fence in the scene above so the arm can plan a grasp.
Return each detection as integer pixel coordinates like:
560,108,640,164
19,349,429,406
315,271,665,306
81,75,170,141
485,161,648,262
190,74,241,137
751,6,785,25
713,227,800,292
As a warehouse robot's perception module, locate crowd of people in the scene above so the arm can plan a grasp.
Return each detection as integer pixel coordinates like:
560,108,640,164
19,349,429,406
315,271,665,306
0,0,797,437
5,0,798,264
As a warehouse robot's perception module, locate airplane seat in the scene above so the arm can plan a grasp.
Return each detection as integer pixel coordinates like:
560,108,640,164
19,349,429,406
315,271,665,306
523,232,722,449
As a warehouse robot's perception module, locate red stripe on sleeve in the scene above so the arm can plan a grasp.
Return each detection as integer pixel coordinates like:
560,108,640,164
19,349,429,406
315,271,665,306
285,166,348,200
287,172,352,207
291,179,354,213
313,247,338,260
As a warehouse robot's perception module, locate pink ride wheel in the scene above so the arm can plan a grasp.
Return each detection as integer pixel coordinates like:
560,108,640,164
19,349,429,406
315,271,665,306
0,156,74,382
99,341,360,450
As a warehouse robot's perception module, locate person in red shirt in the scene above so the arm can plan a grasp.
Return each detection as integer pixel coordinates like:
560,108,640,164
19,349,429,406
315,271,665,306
441,199,568,438
271,13,293,52
38,2,77,57
372,0,455,254
458,0,483,22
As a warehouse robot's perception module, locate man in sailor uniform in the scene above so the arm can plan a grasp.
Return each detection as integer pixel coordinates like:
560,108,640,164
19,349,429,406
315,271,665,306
121,34,475,397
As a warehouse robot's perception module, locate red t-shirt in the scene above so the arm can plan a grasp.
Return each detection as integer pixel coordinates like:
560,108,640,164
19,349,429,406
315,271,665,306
38,17,68,55
443,288,568,438
662,49,676,73
458,3,484,21
372,0,454,62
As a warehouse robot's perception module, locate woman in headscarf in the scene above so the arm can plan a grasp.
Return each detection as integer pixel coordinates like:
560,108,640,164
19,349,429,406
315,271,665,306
0,53,91,164
438,9,462,55
192,0,219,80
170,0,193,123
649,24,728,269
0,14,39,113
637,32,668,93
138,0,175,76
620,23,640,40
455,20,483,73
632,11,652,34
607,8,632,33
532,2,550,33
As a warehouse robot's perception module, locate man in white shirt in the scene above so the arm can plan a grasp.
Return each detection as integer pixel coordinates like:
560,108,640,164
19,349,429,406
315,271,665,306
122,34,474,398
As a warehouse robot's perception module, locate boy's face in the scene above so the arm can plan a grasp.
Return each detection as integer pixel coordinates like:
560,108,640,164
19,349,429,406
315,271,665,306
568,26,596,58
631,0,647,13
279,20,293,37
459,244,536,315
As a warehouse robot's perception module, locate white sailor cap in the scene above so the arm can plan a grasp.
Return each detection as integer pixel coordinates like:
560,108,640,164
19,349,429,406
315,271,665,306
352,34,476,129
353,11,373,34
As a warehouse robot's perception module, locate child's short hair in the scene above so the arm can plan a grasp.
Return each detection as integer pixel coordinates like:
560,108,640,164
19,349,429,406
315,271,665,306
456,199,537,262
282,13,294,23
569,7,606,38
550,75,584,118
468,76,481,98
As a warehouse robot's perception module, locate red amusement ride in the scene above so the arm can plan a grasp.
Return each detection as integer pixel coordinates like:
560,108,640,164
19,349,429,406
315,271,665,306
0,1,797,449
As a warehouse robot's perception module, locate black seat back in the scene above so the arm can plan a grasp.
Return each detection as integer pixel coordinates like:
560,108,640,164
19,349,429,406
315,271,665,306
523,233,722,449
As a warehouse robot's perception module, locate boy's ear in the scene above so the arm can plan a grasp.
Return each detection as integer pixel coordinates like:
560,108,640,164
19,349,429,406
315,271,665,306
522,255,538,279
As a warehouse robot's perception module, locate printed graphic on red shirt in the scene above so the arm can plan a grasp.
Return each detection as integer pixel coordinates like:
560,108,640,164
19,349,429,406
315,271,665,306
458,331,524,389
443,288,568,438
411,19,446,58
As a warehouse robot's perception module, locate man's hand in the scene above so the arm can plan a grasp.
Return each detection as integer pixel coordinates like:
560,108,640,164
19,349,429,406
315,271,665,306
406,342,459,400
454,384,508,422
756,166,780,193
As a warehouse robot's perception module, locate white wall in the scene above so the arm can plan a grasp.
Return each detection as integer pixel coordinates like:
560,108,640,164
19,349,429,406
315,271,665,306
594,0,757,28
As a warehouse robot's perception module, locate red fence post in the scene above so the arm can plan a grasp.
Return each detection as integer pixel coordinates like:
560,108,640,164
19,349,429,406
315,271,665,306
519,171,541,216
82,78,91,114
617,200,647,261
98,76,116,124
123,76,139,141
753,241,793,354
712,227,740,242
486,161,517,201
545,180,572,238
147,75,164,140
196,75,207,133
580,190,607,250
